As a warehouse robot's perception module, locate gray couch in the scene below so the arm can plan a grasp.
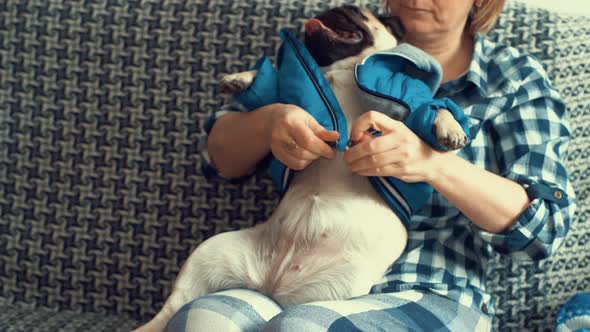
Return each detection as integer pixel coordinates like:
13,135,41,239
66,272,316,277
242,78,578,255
0,1,588,331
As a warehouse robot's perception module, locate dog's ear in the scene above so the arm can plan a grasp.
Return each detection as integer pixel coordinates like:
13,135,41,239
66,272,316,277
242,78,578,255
377,15,404,40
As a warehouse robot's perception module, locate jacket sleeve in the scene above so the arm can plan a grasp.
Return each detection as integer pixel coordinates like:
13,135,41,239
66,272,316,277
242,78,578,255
233,56,280,110
200,56,280,182
404,97,470,151
471,72,577,261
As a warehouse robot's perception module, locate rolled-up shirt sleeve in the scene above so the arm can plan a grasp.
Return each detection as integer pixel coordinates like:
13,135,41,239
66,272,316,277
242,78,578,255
472,69,577,261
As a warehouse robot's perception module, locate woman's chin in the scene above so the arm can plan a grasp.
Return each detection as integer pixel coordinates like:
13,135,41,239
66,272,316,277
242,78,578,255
399,19,442,38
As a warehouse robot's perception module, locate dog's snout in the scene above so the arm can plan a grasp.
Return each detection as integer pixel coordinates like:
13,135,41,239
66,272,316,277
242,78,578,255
303,6,390,67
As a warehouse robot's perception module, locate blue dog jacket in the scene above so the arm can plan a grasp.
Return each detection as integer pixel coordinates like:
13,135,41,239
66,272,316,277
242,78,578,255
233,29,470,225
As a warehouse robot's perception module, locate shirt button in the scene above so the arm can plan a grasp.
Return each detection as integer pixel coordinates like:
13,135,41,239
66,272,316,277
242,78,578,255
554,191,563,199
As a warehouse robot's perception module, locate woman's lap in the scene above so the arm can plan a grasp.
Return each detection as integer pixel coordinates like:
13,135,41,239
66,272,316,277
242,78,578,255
165,289,491,332
165,289,282,332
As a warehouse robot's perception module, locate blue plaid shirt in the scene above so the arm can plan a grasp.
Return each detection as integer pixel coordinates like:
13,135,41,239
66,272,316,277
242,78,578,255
202,34,577,317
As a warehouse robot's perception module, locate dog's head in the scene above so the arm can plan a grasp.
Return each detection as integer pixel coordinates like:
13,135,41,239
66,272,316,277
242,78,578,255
304,5,399,67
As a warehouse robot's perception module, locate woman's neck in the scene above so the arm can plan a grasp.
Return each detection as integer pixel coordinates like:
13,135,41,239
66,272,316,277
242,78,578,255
403,30,475,83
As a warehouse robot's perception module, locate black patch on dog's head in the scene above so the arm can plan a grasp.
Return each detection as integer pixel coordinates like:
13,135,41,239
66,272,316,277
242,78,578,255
376,15,404,40
304,5,375,67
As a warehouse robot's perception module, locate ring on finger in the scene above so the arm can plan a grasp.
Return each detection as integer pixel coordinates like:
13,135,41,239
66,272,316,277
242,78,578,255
283,140,298,152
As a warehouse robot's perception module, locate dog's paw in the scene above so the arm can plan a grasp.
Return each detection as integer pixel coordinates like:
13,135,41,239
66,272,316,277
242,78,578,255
433,109,469,150
434,125,469,150
219,70,257,94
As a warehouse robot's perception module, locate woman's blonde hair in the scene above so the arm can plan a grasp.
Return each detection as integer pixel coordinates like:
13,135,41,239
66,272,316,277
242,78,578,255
383,0,506,35
469,0,506,35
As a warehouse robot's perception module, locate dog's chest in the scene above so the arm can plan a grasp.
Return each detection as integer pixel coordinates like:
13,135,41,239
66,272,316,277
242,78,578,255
324,69,365,131
291,69,367,186
288,68,379,198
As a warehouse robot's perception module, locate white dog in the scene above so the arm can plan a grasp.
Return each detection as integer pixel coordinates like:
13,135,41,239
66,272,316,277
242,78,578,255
135,6,467,331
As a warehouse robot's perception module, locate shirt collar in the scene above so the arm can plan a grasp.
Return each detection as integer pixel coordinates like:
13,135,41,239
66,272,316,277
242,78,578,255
438,33,490,97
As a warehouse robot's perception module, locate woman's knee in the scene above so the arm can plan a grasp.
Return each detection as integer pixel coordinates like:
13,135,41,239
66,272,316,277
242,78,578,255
262,303,349,332
165,295,241,332
166,289,281,332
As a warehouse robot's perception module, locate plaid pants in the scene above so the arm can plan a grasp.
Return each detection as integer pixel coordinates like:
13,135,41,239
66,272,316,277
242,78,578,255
165,289,491,332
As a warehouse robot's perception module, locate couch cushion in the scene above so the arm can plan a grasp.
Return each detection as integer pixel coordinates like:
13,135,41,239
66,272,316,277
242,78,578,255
0,304,138,332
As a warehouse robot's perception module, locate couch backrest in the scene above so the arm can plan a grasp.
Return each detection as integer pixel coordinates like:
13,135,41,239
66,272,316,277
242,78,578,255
486,4,590,330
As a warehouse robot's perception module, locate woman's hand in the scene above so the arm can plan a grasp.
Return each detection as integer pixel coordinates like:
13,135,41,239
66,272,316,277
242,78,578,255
343,111,442,183
268,104,339,170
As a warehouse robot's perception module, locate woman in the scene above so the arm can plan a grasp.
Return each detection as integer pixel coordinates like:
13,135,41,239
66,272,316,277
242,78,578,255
175,0,576,330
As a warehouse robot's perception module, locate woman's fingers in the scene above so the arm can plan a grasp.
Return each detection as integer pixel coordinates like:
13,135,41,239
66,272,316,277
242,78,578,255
348,147,406,173
315,129,340,151
291,121,338,159
283,138,321,161
349,111,398,142
356,164,404,178
281,152,313,171
271,129,332,170
271,140,315,170
344,135,400,165
267,104,340,170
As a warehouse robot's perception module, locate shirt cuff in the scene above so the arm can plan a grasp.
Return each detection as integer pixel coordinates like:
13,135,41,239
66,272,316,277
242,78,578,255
472,178,570,260
472,197,545,259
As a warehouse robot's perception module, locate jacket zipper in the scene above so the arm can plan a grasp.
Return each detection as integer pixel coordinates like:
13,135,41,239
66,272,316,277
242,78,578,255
378,177,412,217
278,33,342,190
283,35,413,218
288,35,339,134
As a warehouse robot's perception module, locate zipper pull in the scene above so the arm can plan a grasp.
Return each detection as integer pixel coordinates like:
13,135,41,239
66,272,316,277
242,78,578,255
346,127,380,150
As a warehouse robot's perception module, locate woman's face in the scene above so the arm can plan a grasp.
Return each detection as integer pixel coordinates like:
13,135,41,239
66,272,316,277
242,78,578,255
386,0,475,36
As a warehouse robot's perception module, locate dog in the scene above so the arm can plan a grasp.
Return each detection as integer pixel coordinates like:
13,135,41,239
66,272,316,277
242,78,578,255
135,5,468,331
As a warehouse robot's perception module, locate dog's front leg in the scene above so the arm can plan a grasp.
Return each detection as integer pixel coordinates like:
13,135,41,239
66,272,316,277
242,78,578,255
433,108,469,150
132,228,263,332
219,70,258,94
